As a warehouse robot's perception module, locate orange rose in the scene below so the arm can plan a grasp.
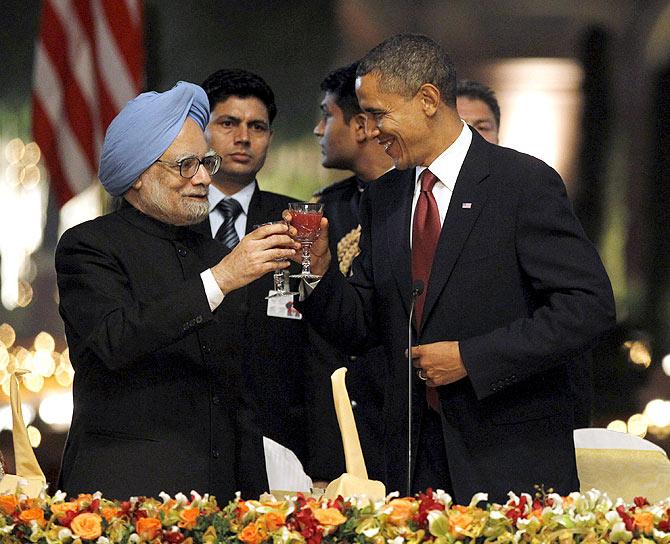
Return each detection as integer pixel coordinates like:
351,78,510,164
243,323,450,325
448,511,474,538
312,507,347,526
264,511,286,531
70,512,103,540
160,499,177,513
136,517,163,540
634,512,654,534
178,508,200,530
237,500,250,519
101,506,122,523
0,495,18,515
19,507,46,527
50,501,79,519
387,499,415,525
239,522,267,544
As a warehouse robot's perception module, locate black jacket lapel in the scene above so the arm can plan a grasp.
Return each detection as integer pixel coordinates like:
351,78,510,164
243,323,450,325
421,130,491,329
386,169,415,318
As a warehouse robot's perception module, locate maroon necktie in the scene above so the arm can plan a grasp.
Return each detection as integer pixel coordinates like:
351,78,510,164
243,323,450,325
412,169,441,329
411,169,442,410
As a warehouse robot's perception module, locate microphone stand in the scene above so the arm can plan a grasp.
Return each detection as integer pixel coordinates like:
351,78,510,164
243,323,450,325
407,279,424,496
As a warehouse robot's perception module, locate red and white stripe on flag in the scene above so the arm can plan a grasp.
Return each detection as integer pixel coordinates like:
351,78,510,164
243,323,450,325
32,0,144,206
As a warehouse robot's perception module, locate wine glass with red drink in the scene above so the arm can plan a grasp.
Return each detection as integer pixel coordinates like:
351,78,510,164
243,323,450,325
288,202,324,280
254,221,299,299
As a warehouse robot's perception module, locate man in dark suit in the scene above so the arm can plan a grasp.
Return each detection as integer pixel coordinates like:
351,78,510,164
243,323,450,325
296,34,616,503
196,69,309,486
56,82,297,500
306,62,392,484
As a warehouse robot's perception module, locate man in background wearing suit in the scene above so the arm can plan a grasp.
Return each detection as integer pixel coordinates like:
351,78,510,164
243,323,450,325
297,34,615,502
197,69,308,488
56,82,297,499
456,79,501,145
307,62,393,484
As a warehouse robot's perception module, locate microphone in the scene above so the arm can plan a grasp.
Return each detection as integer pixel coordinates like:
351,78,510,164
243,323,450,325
406,279,424,495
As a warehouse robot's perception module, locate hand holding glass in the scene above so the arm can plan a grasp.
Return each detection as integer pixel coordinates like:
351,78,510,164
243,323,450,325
253,221,298,298
288,202,324,280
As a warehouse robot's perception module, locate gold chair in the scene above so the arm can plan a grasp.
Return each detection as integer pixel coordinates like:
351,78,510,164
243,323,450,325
574,428,670,502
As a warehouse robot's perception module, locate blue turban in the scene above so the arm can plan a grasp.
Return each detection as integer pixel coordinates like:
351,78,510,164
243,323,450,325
98,81,210,196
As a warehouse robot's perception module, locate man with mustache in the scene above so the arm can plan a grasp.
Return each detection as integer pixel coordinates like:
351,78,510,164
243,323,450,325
55,82,296,499
196,69,309,490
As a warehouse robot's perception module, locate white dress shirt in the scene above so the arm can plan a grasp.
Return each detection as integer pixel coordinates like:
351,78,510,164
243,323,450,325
301,123,473,300
207,180,256,240
199,180,257,312
410,121,472,246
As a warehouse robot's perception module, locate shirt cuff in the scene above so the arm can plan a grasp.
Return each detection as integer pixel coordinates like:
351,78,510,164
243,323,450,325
201,269,225,311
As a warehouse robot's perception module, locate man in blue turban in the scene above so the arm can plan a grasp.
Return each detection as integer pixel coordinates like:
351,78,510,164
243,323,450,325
55,81,297,500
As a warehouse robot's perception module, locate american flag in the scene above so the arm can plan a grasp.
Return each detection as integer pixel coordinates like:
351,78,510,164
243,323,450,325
32,0,144,206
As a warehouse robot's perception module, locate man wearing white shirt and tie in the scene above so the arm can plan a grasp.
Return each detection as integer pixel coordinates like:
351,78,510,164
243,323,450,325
192,69,309,494
296,34,616,502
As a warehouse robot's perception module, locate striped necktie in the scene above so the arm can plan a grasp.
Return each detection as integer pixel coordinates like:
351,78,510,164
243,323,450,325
215,198,243,249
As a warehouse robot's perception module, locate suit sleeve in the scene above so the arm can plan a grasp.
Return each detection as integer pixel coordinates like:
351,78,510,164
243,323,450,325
459,164,616,400
298,189,379,354
56,226,214,371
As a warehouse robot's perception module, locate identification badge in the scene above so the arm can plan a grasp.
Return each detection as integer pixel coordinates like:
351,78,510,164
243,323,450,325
266,292,302,320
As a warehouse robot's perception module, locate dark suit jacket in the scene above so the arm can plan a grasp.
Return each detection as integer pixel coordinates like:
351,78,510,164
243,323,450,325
300,129,616,503
56,202,253,500
306,176,386,482
192,184,309,483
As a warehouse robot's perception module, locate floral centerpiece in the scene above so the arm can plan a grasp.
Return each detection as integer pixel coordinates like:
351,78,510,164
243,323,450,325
0,487,669,544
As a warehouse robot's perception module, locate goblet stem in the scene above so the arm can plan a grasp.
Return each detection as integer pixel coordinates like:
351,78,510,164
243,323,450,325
301,242,313,276
274,269,286,292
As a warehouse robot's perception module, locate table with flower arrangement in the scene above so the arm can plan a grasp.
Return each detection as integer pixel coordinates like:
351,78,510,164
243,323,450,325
1,487,670,544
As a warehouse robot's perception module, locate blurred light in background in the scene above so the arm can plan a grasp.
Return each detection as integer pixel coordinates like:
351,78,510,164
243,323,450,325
607,419,628,433
644,399,670,438
482,58,583,195
662,354,670,376
38,391,72,431
624,339,653,368
626,413,648,437
27,424,41,448
0,403,35,431
0,138,47,310
57,183,103,239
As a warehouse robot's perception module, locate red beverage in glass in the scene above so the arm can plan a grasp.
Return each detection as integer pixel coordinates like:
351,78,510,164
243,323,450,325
291,211,322,242
288,201,324,279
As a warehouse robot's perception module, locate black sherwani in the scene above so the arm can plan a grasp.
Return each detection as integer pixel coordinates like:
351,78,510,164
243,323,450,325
56,201,253,500
191,184,309,486
300,129,616,503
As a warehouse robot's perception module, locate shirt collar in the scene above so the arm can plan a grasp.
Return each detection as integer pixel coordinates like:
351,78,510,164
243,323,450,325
208,180,256,215
415,120,472,191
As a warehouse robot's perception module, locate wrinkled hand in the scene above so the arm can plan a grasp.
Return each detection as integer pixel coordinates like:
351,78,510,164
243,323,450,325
282,210,331,276
211,223,298,294
408,341,467,387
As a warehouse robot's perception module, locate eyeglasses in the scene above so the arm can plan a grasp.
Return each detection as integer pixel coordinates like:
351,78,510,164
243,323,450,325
156,154,221,178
